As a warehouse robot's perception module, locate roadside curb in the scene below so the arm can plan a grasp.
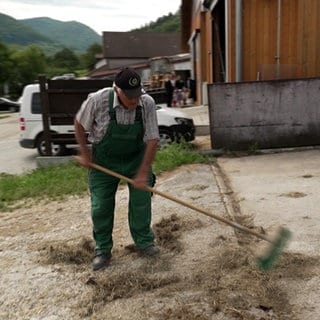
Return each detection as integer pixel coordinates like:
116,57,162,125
36,156,74,168
199,144,320,157
195,125,210,136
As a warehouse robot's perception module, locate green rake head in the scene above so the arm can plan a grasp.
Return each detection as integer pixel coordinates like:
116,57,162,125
256,227,292,271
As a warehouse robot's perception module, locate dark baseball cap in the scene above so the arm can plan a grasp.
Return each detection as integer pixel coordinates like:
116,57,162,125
115,67,143,98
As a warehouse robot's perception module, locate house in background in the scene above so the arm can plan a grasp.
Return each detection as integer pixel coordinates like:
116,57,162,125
88,31,183,80
89,53,191,89
182,0,320,105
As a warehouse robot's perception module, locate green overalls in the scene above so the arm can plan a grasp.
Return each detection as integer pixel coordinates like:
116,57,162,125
88,90,155,255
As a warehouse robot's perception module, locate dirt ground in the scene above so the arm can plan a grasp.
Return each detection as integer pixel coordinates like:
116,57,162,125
1,151,320,319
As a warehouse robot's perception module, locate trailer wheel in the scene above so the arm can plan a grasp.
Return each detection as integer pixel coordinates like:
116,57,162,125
158,128,174,148
36,134,67,156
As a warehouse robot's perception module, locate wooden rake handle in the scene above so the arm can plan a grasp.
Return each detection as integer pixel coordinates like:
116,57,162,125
79,158,272,243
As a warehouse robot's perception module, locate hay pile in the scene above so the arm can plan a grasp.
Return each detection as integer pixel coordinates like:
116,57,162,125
37,214,320,319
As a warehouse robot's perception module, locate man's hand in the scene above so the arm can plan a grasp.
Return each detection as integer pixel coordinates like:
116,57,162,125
132,139,158,190
76,151,92,168
132,171,148,190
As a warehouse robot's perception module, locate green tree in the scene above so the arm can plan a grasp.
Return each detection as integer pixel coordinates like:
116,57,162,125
80,43,102,70
52,47,79,70
0,42,14,96
9,45,46,97
132,11,181,32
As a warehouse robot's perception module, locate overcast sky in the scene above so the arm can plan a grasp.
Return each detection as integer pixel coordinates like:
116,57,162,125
0,0,181,35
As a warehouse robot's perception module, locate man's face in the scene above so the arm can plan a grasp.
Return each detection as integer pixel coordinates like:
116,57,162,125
116,87,140,110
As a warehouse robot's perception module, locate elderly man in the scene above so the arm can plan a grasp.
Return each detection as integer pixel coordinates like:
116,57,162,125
74,67,160,271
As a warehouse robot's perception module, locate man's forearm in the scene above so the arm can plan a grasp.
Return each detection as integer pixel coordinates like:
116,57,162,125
74,118,91,166
138,139,158,174
74,119,88,153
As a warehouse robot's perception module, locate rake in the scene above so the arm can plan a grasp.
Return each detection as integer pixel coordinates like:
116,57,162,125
80,159,292,271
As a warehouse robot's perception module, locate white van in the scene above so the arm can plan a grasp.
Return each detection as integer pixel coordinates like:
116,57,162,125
19,84,195,156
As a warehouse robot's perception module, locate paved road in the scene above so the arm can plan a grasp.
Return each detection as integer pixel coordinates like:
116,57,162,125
0,113,38,174
0,105,210,175
218,149,320,254
218,149,320,319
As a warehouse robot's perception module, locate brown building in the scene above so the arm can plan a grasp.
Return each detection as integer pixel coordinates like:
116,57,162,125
89,32,182,78
182,0,320,105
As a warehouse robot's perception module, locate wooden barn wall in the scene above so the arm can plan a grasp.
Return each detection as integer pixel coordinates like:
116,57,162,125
202,12,212,84
227,0,320,82
190,1,203,105
226,0,236,82
242,0,278,80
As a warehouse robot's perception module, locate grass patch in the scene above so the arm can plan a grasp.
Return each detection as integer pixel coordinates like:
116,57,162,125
0,143,211,211
0,161,87,211
153,142,210,174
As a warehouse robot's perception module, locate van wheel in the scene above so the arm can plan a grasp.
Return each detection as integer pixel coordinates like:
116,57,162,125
36,135,67,156
158,128,174,148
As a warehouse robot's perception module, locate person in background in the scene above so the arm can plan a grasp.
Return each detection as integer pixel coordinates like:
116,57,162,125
164,73,175,107
74,67,160,271
187,78,196,104
174,75,185,107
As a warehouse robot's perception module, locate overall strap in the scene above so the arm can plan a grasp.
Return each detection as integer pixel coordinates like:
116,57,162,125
108,89,116,121
135,105,142,122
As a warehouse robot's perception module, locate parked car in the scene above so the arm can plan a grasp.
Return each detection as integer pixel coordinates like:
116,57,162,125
0,97,20,112
19,84,195,156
